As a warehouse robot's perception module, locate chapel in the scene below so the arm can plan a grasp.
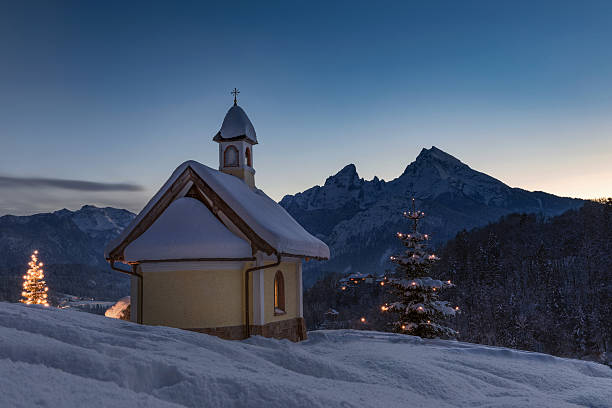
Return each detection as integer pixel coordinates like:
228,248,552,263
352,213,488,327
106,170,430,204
104,92,330,341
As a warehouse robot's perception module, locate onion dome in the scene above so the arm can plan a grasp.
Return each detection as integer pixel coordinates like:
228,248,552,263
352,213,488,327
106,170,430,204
213,105,258,145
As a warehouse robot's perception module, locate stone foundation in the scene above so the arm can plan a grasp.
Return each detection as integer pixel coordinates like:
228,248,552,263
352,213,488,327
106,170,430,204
189,324,246,340
250,317,307,342
187,317,307,342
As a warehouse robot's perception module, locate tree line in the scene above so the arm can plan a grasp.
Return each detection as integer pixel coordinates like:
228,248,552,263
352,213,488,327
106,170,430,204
436,199,611,363
304,199,611,364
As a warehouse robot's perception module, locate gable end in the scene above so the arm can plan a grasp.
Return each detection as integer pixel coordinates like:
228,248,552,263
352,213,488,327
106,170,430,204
107,165,276,262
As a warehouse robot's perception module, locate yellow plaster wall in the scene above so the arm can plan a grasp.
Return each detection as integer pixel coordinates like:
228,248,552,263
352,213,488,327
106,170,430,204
264,261,299,322
142,268,245,328
140,260,301,329
221,167,255,188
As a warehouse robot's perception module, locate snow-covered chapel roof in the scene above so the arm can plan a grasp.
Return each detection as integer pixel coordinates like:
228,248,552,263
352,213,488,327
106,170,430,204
105,161,330,262
212,105,258,144
124,197,253,262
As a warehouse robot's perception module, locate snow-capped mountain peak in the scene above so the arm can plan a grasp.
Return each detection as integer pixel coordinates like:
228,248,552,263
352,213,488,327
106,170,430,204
402,146,481,181
280,146,583,286
415,146,464,166
324,163,361,188
54,205,135,236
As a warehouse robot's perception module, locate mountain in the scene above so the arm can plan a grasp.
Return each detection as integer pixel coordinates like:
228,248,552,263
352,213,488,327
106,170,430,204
0,205,135,301
280,146,584,286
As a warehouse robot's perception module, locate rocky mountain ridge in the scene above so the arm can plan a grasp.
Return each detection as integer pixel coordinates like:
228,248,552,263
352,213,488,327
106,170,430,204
280,146,584,286
0,205,135,269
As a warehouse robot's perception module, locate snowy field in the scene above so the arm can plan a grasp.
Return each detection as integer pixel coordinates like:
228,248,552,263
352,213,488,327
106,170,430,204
0,302,610,408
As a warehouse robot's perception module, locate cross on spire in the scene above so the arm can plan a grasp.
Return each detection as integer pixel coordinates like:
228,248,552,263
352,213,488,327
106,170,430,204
231,88,240,106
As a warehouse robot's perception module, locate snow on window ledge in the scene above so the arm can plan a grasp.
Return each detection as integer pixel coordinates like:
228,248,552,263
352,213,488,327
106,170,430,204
274,308,286,316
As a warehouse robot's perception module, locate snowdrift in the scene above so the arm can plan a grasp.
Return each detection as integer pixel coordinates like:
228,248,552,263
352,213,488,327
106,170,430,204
0,302,610,408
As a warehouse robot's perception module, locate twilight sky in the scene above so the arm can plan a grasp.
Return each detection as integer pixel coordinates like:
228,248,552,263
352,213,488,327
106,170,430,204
1,1,611,216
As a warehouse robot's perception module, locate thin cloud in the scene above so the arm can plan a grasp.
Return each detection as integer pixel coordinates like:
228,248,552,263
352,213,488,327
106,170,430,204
0,175,144,192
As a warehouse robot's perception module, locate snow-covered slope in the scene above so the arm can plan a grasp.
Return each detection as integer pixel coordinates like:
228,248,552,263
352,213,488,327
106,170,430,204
1,302,610,408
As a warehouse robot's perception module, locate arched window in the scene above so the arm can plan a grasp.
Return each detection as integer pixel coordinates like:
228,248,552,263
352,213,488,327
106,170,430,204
224,145,239,167
274,270,285,314
245,147,252,167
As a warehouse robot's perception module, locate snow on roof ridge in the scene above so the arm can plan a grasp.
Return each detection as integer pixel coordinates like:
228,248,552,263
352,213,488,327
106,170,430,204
188,161,329,258
105,160,330,260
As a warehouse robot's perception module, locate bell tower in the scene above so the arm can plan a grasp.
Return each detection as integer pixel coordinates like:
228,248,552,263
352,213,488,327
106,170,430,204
213,88,257,188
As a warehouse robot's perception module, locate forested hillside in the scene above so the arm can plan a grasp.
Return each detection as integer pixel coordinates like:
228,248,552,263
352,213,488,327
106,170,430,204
305,199,611,363
437,198,611,362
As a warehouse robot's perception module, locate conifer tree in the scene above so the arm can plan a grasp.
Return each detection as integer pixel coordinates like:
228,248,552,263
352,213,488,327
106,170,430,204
20,250,49,306
383,199,458,338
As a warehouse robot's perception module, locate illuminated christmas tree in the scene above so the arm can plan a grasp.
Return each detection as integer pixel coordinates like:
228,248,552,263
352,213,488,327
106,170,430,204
20,250,49,306
383,199,458,338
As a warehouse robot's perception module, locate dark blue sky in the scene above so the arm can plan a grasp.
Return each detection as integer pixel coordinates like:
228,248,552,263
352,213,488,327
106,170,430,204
1,1,611,215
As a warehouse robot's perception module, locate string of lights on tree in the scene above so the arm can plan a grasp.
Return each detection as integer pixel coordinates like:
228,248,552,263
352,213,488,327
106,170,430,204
20,250,49,307
381,198,459,338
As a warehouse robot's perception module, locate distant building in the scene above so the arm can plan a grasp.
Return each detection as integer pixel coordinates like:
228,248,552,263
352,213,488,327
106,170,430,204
318,308,339,330
57,293,115,315
339,273,387,290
